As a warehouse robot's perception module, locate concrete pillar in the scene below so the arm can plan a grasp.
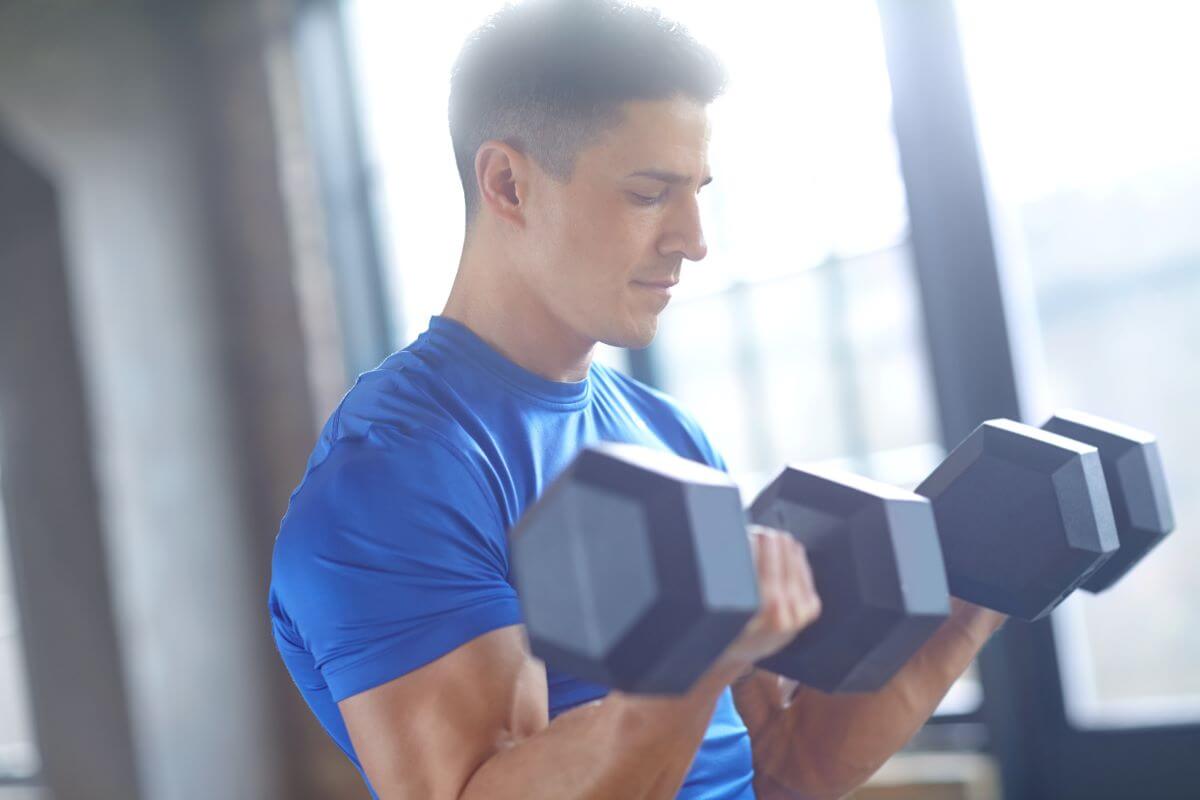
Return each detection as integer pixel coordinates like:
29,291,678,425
0,1,358,797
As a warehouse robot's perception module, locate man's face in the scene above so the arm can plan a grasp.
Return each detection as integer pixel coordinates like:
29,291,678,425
518,95,712,349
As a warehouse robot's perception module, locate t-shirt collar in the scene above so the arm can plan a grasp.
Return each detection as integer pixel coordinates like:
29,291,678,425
424,315,592,406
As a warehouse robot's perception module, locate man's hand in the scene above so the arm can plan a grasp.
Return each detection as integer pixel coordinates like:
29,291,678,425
734,596,1007,800
717,525,822,671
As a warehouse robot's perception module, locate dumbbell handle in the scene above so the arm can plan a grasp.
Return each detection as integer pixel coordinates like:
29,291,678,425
744,465,951,693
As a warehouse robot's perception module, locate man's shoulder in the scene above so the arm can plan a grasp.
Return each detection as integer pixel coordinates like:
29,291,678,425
316,352,482,458
284,358,497,525
272,387,503,586
335,354,464,437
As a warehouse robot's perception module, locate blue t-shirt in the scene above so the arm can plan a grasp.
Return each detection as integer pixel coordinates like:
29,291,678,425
268,315,756,799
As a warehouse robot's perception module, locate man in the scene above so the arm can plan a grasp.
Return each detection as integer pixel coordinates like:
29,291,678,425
268,1,1006,798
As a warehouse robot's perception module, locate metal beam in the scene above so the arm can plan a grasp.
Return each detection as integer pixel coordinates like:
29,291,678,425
874,2,1033,797
876,0,1022,446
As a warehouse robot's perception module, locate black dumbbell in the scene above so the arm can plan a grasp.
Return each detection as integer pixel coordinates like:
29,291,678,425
510,442,759,694
739,419,1147,685
510,442,951,694
747,466,950,693
915,418,1120,620
1041,410,1175,593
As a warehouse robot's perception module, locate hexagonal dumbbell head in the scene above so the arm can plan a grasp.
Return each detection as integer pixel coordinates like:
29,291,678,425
510,442,759,694
1042,409,1175,593
748,466,950,693
916,419,1119,620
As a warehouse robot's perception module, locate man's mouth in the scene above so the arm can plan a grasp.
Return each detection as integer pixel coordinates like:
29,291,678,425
631,277,679,289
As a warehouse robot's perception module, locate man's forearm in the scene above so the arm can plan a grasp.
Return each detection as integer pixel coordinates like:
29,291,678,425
735,599,1007,799
460,659,747,800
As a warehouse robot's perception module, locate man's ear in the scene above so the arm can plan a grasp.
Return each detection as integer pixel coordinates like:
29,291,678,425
475,140,529,229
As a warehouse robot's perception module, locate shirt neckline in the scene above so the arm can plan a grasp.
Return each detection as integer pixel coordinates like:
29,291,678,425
421,315,593,408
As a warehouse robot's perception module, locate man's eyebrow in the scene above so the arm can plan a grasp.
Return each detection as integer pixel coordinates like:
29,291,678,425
626,169,713,188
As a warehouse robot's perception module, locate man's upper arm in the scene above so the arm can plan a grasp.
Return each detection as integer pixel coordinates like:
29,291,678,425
339,624,548,800
273,429,537,795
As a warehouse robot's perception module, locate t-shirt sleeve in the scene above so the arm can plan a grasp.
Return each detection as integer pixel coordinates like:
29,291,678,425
271,428,520,702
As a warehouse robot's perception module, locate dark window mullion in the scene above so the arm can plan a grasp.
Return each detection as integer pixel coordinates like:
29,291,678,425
876,2,1200,799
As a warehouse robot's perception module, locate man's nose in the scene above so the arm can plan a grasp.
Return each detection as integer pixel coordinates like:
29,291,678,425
658,195,708,262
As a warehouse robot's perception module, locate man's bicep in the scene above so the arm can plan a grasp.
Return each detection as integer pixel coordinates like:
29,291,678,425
276,436,521,697
338,625,549,800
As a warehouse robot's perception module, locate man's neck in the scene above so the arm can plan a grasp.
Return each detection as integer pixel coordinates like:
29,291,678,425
441,244,595,384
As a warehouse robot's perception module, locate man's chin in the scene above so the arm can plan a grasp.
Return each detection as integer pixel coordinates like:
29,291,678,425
601,317,659,350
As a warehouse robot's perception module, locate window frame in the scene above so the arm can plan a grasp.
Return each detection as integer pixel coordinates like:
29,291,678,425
875,1,1200,797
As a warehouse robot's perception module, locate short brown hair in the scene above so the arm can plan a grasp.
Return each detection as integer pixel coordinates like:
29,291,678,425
449,0,727,228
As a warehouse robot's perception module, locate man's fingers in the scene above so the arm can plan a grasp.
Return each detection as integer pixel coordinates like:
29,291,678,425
790,539,821,625
776,533,799,628
771,534,819,630
726,527,824,666
746,525,823,631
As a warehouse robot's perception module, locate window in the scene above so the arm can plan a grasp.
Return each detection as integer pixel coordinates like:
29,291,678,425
623,0,940,492
957,0,1200,728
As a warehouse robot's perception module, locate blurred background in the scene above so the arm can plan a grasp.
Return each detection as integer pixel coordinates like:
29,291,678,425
0,0,1196,798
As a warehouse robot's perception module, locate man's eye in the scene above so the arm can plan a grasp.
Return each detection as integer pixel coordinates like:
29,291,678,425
631,191,666,205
